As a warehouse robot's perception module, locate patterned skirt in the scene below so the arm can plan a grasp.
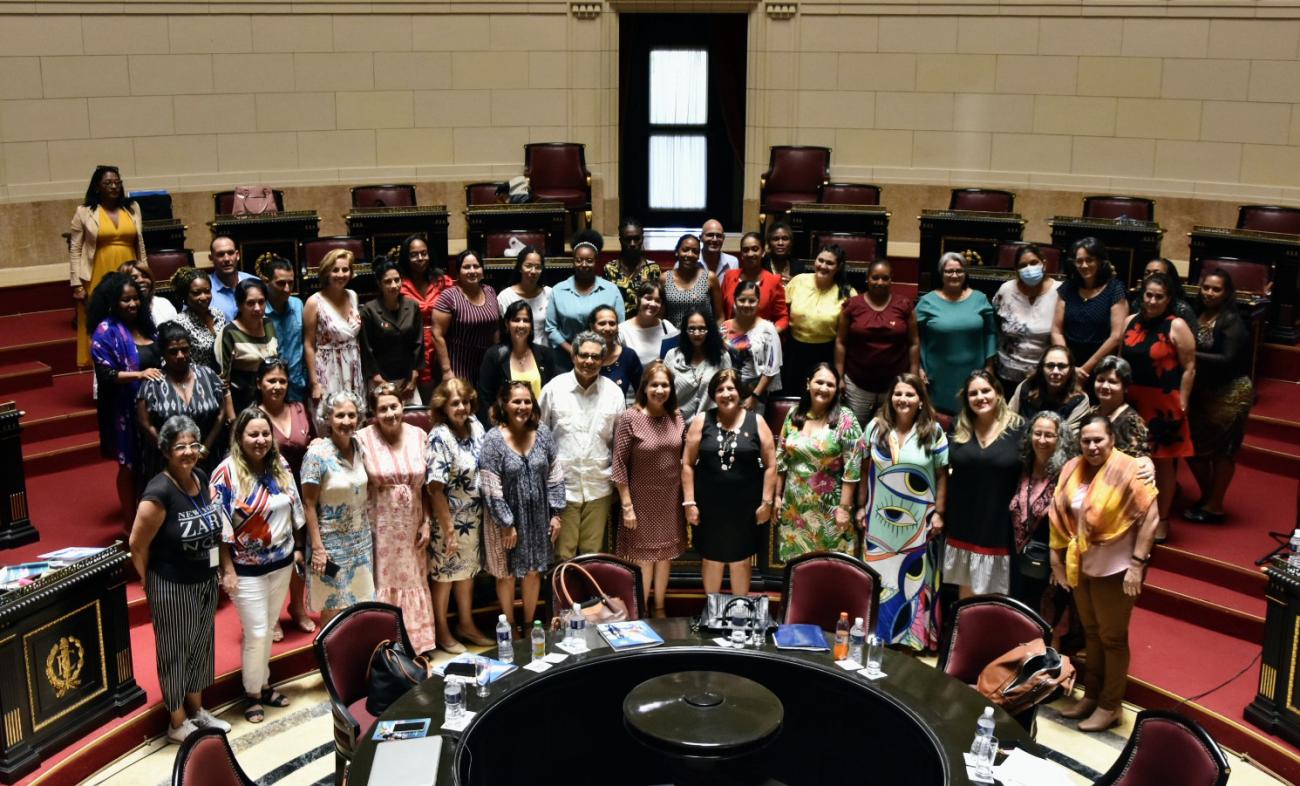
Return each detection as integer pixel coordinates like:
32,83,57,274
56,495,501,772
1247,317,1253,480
1189,376,1254,459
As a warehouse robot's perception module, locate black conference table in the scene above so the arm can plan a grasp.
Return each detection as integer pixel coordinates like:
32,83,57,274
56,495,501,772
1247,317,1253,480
348,618,1039,785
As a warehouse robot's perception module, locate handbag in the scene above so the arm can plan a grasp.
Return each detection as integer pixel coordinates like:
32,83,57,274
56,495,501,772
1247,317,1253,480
232,185,278,215
698,593,773,632
552,562,628,624
366,639,429,716
1018,540,1051,581
976,639,1076,716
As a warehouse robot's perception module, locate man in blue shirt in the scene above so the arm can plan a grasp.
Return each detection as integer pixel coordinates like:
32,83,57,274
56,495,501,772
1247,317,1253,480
259,256,307,402
209,235,255,321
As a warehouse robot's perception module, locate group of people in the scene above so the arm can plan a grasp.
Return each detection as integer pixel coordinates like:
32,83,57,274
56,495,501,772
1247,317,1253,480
74,164,1257,743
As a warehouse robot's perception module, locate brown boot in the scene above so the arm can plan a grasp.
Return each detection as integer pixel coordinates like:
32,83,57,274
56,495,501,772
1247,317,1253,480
1059,697,1097,720
1078,707,1121,732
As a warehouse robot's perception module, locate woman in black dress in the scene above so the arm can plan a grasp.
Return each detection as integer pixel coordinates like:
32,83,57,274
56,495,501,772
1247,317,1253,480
682,368,778,596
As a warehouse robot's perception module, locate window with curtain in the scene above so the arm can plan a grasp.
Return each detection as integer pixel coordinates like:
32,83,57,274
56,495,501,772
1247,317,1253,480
648,49,708,210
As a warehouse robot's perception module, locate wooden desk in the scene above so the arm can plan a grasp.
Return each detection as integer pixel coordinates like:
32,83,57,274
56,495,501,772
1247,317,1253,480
1189,225,1300,343
1049,216,1163,288
207,211,321,283
465,203,568,259
786,203,891,259
344,205,449,264
480,258,573,294
140,218,186,254
0,403,36,549
1248,559,1300,747
918,210,1025,292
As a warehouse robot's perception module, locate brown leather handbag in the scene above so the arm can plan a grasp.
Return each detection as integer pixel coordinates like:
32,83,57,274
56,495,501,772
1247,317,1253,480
552,562,628,624
233,185,278,215
976,639,1077,716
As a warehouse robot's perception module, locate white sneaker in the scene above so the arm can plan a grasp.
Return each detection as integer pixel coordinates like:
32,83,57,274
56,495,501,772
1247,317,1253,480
192,708,231,733
166,719,199,745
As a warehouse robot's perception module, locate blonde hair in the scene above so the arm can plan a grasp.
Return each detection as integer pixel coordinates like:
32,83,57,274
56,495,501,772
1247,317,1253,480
229,407,293,501
952,370,1022,445
317,249,355,285
429,377,478,432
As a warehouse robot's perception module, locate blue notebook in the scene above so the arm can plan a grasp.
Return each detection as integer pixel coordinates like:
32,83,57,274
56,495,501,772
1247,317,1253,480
773,624,830,651
596,620,665,651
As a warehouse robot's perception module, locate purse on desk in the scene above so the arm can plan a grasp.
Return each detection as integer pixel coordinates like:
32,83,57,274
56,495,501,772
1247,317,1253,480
552,562,628,624
232,185,278,215
366,639,429,716
698,593,773,632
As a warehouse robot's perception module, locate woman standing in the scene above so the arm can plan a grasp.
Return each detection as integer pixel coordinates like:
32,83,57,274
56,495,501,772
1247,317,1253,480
426,378,493,652
1090,356,1152,464
356,384,436,655
1052,237,1128,384
301,391,373,626
1129,259,1197,327
434,250,500,383
589,305,643,400
497,246,553,347
303,250,364,407
662,234,723,326
857,373,948,651
1009,411,1070,612
1186,270,1253,523
785,244,856,393
398,234,454,400
1121,272,1196,541
836,260,920,426
603,218,660,317
128,416,228,744
721,281,783,412
171,268,227,373
137,322,230,480
71,165,148,367
682,369,776,596
545,231,624,362
1051,415,1159,732
612,362,687,615
916,252,997,414
721,232,789,331
774,364,862,561
90,272,161,528
664,309,732,422
216,279,279,413
479,382,566,628
763,222,802,285
361,258,423,403
620,281,681,366
119,259,178,327
477,301,557,425
1008,346,1090,433
211,408,303,723
943,371,1025,598
993,245,1060,396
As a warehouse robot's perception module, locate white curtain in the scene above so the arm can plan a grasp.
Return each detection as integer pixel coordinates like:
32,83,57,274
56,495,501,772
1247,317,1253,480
649,49,708,209
649,135,707,210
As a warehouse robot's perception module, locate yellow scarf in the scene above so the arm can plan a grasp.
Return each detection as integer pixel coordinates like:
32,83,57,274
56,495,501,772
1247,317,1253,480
1048,450,1155,586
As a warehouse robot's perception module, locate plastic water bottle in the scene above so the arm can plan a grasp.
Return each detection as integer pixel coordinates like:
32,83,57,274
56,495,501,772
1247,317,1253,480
970,706,996,756
833,612,850,660
495,614,513,663
848,617,866,664
1288,530,1300,570
531,620,546,661
569,603,586,644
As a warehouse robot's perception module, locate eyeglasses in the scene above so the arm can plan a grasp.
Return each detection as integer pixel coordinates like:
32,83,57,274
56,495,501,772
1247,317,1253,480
1042,362,1070,371
575,352,602,361
170,442,206,454
685,326,709,334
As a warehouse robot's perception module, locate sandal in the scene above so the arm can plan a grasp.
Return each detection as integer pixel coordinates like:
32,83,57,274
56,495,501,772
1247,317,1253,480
291,613,317,634
271,623,284,643
261,688,291,708
243,700,265,724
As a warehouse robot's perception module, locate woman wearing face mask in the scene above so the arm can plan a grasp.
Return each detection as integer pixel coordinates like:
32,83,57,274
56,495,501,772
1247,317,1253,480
620,281,681,366
785,244,856,394
1008,345,1090,433
589,304,643,401
721,232,789,331
763,222,802,285
662,233,723,326
497,246,553,347
721,281,783,413
916,252,997,414
836,260,920,426
664,308,732,421
603,218,660,317
545,230,624,366
993,245,1060,396
216,279,279,413
477,300,557,425
433,250,500,384
361,258,423,404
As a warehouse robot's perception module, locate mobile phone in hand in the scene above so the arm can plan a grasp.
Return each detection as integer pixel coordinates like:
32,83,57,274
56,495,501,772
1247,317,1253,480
323,560,341,579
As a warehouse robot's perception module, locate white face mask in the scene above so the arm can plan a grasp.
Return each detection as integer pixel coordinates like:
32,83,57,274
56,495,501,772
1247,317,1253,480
1018,264,1045,286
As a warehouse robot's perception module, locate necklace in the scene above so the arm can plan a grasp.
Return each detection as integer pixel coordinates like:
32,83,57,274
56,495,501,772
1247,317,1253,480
716,413,742,472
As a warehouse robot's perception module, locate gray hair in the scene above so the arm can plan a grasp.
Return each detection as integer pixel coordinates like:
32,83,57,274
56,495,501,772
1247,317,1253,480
937,251,967,279
315,390,365,436
1092,355,1133,388
1020,409,1071,476
158,415,201,452
572,330,606,356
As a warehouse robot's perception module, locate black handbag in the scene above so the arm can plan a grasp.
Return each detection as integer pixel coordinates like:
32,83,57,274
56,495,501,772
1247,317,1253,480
366,639,429,715
697,593,773,632
1019,540,1051,581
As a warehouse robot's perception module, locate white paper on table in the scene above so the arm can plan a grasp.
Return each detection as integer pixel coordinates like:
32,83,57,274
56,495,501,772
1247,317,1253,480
834,659,863,671
856,667,888,681
439,710,475,732
542,652,569,664
555,639,588,655
992,747,1076,786
712,637,734,647
523,659,553,673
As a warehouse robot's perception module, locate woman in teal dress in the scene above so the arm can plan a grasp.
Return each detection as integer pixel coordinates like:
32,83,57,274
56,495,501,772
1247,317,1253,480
774,364,862,561
856,373,948,651
916,252,997,414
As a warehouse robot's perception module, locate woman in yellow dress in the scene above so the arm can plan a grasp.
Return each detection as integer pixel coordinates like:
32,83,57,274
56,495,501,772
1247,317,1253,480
70,165,147,367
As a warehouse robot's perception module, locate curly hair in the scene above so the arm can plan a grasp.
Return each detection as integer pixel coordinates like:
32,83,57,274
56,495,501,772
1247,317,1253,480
87,272,154,336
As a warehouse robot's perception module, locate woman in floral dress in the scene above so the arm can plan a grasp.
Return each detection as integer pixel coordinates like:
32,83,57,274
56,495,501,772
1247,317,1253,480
425,377,493,653
774,363,862,562
304,249,364,408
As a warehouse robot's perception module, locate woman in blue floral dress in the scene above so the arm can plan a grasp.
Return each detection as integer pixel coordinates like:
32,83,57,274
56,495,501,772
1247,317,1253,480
425,377,493,652
774,364,863,562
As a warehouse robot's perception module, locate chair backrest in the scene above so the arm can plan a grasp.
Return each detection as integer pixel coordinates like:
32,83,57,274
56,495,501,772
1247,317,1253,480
147,249,196,284
401,405,432,433
1237,204,1300,235
1095,710,1230,786
525,143,589,190
949,188,1015,213
485,230,547,259
214,190,285,216
936,594,1050,684
1083,195,1154,222
996,242,1061,273
466,181,508,206
313,602,409,708
764,396,798,437
819,182,881,206
172,728,256,786
781,551,881,632
132,191,174,222
765,146,831,194
553,554,645,621
351,184,416,209
1199,257,1271,294
303,236,367,271
815,232,878,264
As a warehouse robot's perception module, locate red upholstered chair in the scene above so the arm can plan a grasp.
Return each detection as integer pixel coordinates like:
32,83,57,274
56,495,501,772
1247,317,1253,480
1237,204,1300,234
949,188,1015,213
780,551,880,632
466,181,508,206
996,242,1061,274
1083,195,1155,222
815,232,878,264
351,184,416,208
524,143,592,226
485,230,547,259
213,190,284,216
819,182,881,206
760,146,831,224
553,553,645,621
401,405,433,433
764,396,799,436
314,602,414,783
171,727,256,786
1199,257,1272,295
303,236,367,271
147,249,195,284
1093,710,1230,786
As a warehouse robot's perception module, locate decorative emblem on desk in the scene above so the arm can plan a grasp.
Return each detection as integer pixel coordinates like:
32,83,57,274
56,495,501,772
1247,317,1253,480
45,636,85,698
961,249,983,266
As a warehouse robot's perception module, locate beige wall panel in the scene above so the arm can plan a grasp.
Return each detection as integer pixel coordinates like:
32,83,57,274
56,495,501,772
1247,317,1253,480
1120,19,1208,58
1290,105,1300,145
175,93,257,135
1201,100,1291,145
991,133,1072,173
293,53,373,92
411,16,490,52
878,17,957,54
216,131,298,172
1077,57,1161,98
1154,140,1242,182
492,88,569,127
1,98,90,142
912,131,990,170
956,17,1038,56
765,89,796,127
1241,144,1300,187
0,58,45,100
251,15,334,53
376,127,454,166
255,92,336,132
3,142,50,185
134,134,219,176
798,15,878,54
1207,20,1299,60
413,90,491,127
1114,98,1201,141
298,129,376,169
48,138,133,182
529,52,569,89
995,56,1077,95
794,90,869,129
453,126,529,163
212,54,296,94
168,16,252,55
876,91,952,131
569,88,601,126
568,51,607,90
1038,19,1122,57
795,127,836,148
452,51,529,90
915,54,995,93
953,93,1035,133
1161,59,1249,101
490,15,567,51
0,17,82,57
88,95,175,138
834,128,913,167
128,54,213,96
1033,95,1115,137
374,52,453,91
838,53,915,92
337,91,414,130
42,56,129,99
84,17,170,55
1247,61,1300,103
1072,137,1154,177
797,52,838,91
333,15,413,52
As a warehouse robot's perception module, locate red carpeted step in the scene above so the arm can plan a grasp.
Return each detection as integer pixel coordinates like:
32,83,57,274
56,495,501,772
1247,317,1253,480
0,282,76,315
15,371,95,442
1249,377,1300,445
1152,545,1266,597
0,309,79,375
1167,462,1297,572
1240,433,1300,476
1140,564,1264,643
1260,343,1300,384
0,361,52,396
22,432,101,476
